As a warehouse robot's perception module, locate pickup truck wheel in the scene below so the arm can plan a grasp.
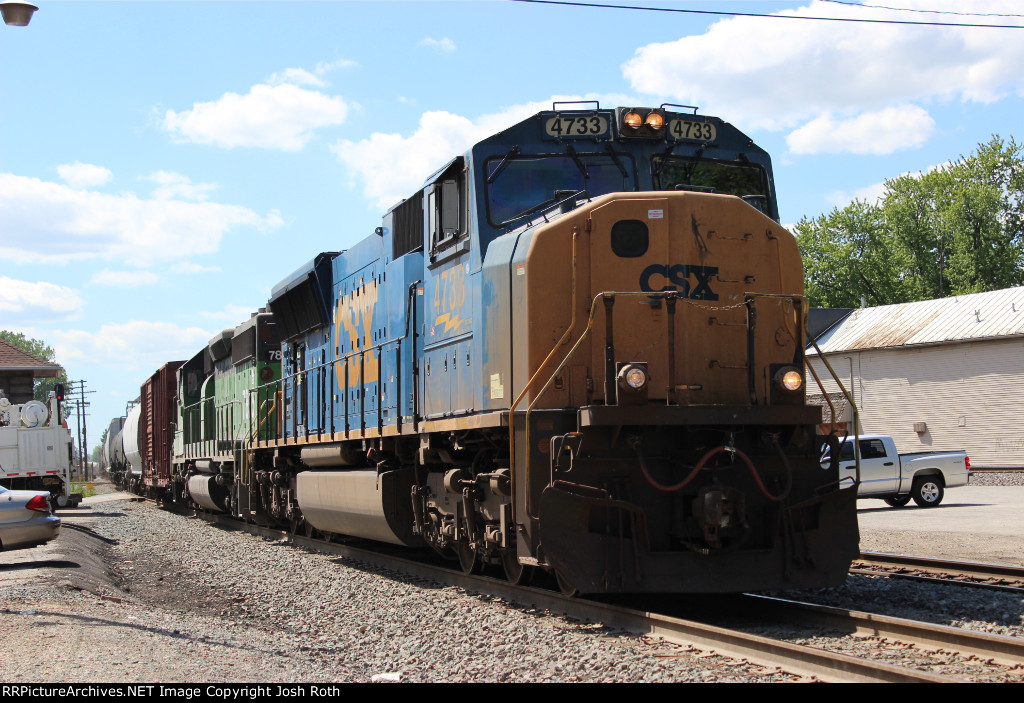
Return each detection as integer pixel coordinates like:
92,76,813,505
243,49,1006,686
884,496,911,508
911,478,944,507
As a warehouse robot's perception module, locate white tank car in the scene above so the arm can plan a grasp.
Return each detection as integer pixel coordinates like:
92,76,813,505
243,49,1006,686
122,404,143,477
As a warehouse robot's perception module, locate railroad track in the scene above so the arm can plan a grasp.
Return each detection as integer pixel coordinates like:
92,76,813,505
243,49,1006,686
193,510,1023,683
853,552,1024,592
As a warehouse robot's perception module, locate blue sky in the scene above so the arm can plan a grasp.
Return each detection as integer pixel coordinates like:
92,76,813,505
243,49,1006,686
2,0,1022,452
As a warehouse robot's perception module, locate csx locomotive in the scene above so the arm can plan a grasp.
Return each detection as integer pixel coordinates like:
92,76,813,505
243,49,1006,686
108,103,859,595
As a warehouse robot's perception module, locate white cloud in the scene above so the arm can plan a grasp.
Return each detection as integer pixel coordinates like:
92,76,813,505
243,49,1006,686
0,172,283,267
268,67,326,88
163,83,348,151
56,162,112,189
143,170,217,201
171,262,221,275
825,160,954,208
200,304,259,322
49,321,214,371
825,182,889,209
0,277,84,323
89,269,161,287
268,59,357,88
332,95,633,210
786,105,936,155
623,0,1024,133
418,37,457,53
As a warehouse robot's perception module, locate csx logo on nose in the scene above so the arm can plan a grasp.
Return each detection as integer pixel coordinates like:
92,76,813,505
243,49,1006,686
639,264,718,300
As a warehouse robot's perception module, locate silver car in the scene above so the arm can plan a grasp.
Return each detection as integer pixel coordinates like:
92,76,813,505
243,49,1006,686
0,485,61,551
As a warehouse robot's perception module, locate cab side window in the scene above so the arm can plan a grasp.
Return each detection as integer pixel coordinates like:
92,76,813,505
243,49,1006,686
428,159,467,262
860,439,887,459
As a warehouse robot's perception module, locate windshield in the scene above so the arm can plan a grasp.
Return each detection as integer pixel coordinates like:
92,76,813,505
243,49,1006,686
486,152,636,227
653,156,768,211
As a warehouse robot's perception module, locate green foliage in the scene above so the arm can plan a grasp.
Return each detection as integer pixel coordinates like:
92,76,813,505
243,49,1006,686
0,330,56,362
90,428,109,463
71,481,97,498
0,330,70,411
796,136,1024,307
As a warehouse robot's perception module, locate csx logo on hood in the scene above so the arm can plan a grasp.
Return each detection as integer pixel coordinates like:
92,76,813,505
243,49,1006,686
639,264,718,300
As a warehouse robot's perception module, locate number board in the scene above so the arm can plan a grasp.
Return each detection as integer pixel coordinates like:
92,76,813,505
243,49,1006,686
668,119,717,143
542,112,612,140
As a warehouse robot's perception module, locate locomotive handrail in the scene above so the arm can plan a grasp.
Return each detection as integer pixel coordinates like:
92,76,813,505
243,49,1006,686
508,227,581,520
246,280,420,446
805,334,862,488
744,291,862,490
521,289,831,520
520,289,685,520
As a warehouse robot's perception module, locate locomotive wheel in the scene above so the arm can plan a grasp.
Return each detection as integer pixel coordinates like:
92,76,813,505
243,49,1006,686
288,514,303,535
883,495,911,508
304,521,316,539
501,548,533,585
457,541,481,575
555,570,579,598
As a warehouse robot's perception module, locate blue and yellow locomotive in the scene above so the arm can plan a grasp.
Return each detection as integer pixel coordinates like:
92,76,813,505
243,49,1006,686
121,103,859,595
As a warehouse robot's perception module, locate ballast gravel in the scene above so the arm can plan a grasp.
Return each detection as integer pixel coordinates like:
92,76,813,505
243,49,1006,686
0,497,796,684
2,473,1022,683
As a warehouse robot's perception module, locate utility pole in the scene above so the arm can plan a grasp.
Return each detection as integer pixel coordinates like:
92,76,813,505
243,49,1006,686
68,380,95,482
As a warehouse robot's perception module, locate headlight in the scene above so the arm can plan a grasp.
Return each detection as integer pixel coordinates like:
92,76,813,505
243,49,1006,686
617,363,648,391
624,367,647,389
618,108,666,140
623,111,643,129
614,363,650,405
774,367,803,392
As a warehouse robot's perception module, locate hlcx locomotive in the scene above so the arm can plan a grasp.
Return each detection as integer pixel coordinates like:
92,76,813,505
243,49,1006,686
113,103,859,595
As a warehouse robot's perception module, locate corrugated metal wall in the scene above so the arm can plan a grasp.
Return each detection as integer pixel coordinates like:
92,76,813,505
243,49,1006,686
808,337,1024,468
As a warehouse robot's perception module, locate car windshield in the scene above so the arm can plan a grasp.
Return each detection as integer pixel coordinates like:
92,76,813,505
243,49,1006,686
485,152,635,227
653,156,768,211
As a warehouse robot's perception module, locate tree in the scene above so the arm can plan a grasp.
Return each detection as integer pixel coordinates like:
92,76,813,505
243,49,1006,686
90,428,107,464
0,330,70,411
795,136,1024,307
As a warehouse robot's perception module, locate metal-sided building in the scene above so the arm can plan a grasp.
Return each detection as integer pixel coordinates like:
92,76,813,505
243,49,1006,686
806,287,1024,469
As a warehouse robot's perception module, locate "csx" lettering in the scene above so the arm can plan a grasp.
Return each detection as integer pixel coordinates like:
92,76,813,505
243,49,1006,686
639,264,718,300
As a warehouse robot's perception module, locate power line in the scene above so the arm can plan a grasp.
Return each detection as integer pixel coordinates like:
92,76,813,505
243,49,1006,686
510,0,1024,29
820,0,1024,19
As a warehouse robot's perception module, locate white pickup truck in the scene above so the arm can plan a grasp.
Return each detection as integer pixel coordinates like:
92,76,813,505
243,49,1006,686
822,434,969,508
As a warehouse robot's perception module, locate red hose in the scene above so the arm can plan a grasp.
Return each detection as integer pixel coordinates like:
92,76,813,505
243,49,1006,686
636,444,789,502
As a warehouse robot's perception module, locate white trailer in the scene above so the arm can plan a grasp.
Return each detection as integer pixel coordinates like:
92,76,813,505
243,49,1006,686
0,392,81,508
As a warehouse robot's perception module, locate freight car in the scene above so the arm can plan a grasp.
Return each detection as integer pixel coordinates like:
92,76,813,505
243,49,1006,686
114,103,860,595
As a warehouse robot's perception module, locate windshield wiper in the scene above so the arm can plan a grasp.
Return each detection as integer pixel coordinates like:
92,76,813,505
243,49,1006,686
604,144,628,179
505,189,590,225
565,145,589,180
486,146,520,185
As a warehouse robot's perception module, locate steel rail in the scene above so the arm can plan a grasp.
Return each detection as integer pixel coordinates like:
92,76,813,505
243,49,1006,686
740,594,1024,668
854,552,1024,592
199,514,958,683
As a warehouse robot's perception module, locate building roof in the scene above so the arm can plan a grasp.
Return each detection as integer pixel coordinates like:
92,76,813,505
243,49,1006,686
0,338,63,377
808,308,855,343
807,286,1024,355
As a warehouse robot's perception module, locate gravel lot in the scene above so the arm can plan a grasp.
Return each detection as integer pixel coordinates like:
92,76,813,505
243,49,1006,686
2,475,1022,683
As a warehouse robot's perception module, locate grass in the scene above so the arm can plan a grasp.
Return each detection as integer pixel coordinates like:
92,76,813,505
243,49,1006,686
70,481,98,498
